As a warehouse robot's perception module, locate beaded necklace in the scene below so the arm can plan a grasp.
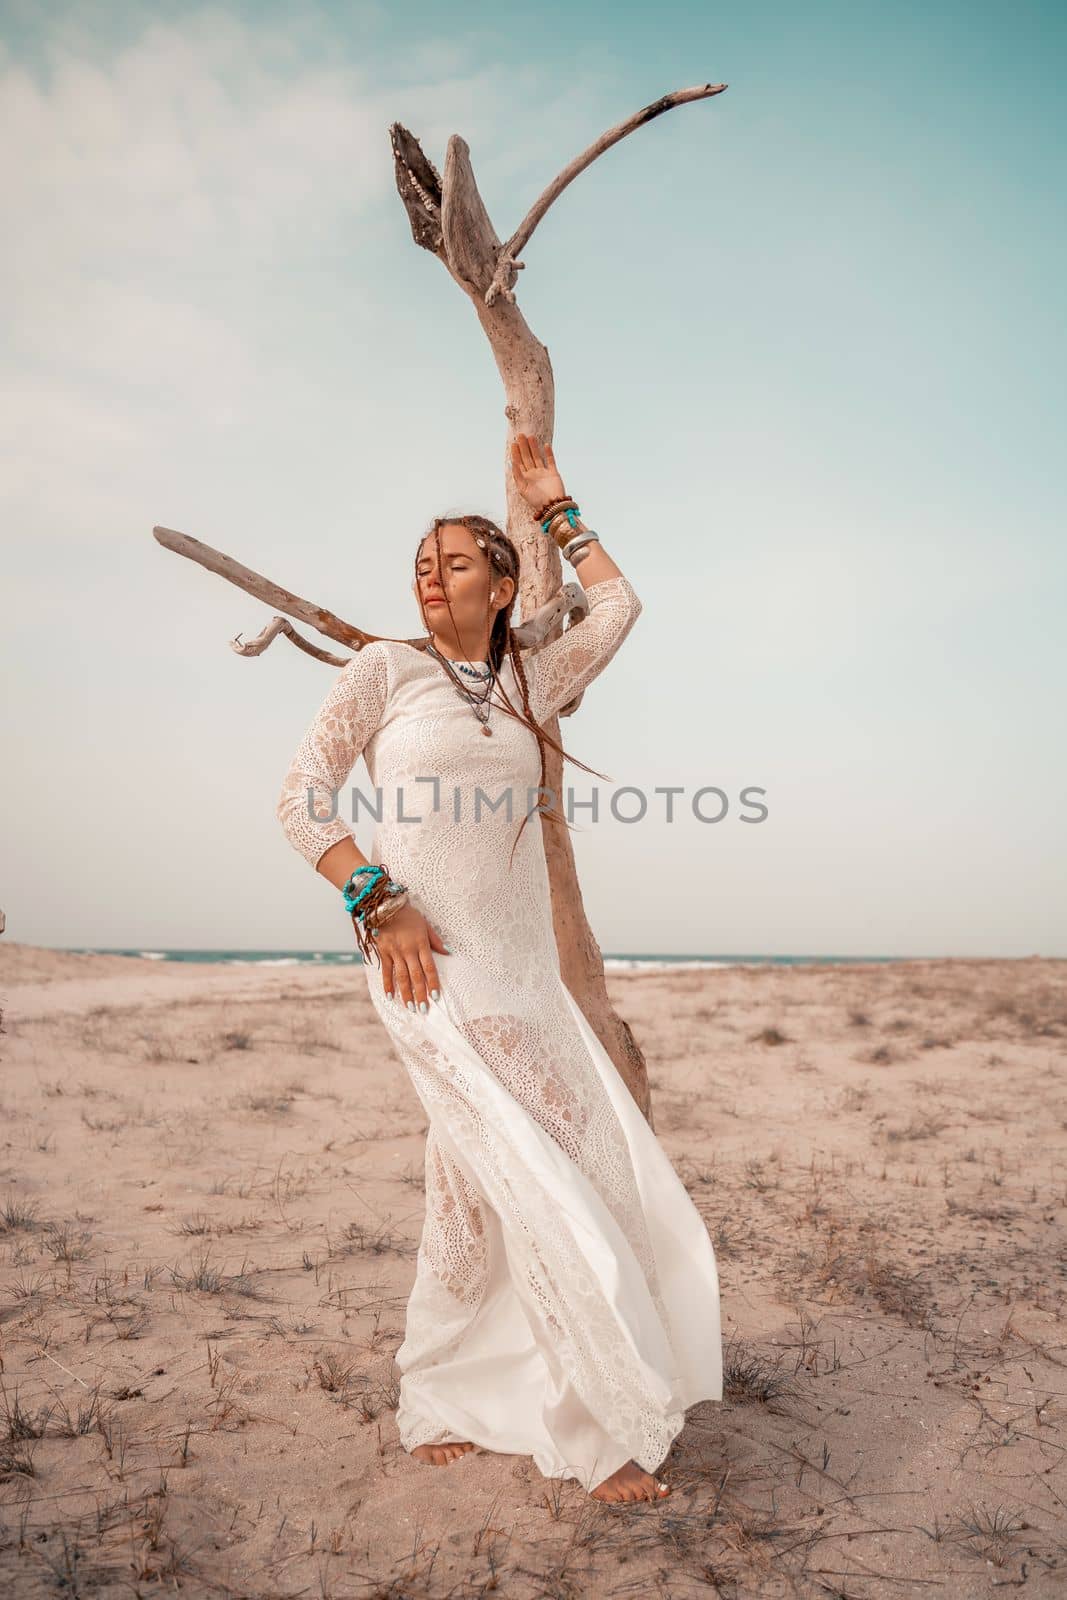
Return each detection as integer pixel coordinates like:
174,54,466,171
425,640,497,736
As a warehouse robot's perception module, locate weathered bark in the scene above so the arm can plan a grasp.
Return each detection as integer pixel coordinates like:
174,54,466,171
391,84,727,1126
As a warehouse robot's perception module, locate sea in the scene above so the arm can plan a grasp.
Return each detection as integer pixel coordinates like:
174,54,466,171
66,949,910,972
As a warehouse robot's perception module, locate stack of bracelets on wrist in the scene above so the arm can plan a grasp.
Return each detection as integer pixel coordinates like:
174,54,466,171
342,864,409,965
535,495,601,568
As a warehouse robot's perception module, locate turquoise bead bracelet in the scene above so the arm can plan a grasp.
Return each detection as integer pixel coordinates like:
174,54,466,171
342,864,385,914
342,865,407,919
541,505,582,537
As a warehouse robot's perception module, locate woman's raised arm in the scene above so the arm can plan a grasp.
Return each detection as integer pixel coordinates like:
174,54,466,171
527,571,643,723
508,432,644,720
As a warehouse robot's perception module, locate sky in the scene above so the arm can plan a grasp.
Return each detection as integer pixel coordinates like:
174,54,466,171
2,0,1064,958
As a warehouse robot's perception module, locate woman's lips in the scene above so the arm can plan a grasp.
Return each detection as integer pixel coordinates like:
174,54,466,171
425,597,446,606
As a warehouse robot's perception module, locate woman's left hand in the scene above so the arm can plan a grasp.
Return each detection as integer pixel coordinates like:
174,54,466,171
510,432,567,514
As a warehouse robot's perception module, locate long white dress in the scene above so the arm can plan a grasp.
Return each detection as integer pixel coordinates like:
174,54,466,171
276,574,722,1491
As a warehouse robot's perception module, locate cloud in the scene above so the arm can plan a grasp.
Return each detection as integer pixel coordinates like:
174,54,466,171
2,5,578,541
3,14,390,308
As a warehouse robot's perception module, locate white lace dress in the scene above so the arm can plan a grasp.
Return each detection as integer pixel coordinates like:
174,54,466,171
277,574,722,1490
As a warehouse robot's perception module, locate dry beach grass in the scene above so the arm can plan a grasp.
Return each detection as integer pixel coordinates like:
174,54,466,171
0,944,1065,1596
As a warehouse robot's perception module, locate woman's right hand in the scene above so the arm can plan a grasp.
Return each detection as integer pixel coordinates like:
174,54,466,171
370,904,448,1010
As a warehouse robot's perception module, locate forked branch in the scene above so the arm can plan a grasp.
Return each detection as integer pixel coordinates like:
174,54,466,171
391,82,727,308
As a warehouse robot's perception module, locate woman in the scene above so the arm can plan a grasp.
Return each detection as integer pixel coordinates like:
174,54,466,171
277,435,722,1504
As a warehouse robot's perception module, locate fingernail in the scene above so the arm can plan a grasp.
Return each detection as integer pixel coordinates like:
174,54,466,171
406,1000,415,1011
418,1000,428,1014
430,989,440,1002
443,945,453,954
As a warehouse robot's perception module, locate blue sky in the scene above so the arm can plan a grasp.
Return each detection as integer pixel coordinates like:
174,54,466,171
2,0,1064,955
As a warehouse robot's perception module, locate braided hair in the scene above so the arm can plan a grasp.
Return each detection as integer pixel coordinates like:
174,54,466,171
414,514,609,866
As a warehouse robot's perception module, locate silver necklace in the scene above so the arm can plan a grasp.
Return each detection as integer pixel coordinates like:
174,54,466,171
426,641,497,736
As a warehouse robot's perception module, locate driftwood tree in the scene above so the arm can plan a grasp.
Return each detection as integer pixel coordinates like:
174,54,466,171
154,83,726,1129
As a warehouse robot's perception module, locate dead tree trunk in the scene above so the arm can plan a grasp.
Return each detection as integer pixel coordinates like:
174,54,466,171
390,84,726,1126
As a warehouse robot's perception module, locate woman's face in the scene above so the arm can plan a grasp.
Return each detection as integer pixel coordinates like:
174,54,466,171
415,524,514,651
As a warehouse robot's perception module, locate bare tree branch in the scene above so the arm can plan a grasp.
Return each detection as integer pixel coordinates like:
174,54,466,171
152,525,414,652
442,134,505,296
390,122,445,254
154,525,589,666
230,616,351,666
487,82,727,306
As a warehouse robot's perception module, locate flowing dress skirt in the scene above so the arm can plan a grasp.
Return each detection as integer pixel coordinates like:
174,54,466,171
361,768,723,1490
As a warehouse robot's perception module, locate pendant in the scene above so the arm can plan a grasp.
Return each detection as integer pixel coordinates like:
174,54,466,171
482,724,493,736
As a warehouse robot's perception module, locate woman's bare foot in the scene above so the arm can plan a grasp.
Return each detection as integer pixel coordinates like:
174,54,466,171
411,1440,476,1465
591,1460,671,1503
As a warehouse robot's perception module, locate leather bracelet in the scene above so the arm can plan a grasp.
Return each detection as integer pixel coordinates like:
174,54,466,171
533,493,578,524
544,508,586,551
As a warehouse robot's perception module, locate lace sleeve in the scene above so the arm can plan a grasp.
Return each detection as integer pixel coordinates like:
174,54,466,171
276,642,390,870
527,574,643,721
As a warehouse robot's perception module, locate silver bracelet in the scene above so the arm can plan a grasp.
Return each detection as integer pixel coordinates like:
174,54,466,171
563,531,600,566
365,888,410,937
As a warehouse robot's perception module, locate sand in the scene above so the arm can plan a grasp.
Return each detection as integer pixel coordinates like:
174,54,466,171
0,942,1064,1597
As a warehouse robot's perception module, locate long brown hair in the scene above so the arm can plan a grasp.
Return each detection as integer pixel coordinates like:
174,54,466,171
414,514,610,866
